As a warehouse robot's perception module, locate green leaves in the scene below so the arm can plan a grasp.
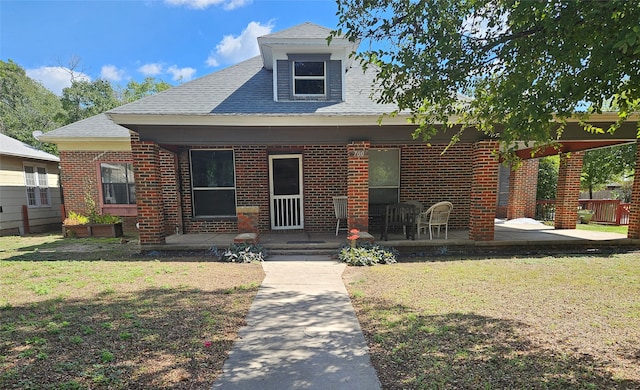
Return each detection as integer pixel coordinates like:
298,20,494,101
335,0,640,157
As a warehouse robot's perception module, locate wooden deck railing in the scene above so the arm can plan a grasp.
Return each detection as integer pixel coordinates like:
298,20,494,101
535,199,630,225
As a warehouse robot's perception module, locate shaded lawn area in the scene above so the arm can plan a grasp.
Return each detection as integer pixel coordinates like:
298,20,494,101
0,235,265,389
343,253,640,389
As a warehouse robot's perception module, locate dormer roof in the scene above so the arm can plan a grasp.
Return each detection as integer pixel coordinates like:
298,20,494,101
258,22,360,70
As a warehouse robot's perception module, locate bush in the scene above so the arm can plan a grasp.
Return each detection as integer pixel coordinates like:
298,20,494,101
90,214,122,224
338,243,398,266
221,243,267,263
63,211,90,226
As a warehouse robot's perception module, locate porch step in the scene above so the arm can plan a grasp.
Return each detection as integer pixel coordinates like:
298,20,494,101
266,248,340,256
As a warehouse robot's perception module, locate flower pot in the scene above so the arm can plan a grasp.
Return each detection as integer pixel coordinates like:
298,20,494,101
63,223,123,238
578,210,594,224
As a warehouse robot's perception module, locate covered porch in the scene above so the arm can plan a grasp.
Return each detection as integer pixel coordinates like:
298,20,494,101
146,220,640,255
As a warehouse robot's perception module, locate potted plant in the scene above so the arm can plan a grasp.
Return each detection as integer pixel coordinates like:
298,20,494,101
577,209,594,224
63,211,124,238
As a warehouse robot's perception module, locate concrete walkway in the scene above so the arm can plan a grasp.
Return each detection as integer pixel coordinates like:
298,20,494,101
212,256,381,390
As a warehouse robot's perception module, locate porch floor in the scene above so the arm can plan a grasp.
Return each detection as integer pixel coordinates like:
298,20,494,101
150,220,640,255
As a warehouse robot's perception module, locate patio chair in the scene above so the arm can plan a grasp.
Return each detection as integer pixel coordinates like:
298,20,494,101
417,201,453,239
333,196,348,236
404,200,424,236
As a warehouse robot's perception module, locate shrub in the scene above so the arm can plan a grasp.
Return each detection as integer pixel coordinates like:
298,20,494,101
221,243,267,263
63,212,89,226
338,243,398,266
90,214,122,224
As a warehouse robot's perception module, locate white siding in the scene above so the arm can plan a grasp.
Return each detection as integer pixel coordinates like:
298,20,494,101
0,156,62,235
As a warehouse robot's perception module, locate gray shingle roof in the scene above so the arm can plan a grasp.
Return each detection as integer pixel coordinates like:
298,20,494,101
109,56,396,117
0,133,59,162
39,113,130,140
259,22,333,39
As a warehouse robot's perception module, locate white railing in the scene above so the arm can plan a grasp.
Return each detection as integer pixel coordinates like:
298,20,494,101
271,195,303,229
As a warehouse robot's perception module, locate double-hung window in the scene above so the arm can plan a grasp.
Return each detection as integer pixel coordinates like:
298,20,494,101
369,149,400,205
190,150,236,217
100,163,136,204
293,61,325,96
24,165,50,207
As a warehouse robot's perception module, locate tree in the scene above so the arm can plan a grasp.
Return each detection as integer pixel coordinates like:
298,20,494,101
59,79,120,124
334,0,640,156
536,156,559,200
119,77,172,104
0,60,64,154
581,143,636,199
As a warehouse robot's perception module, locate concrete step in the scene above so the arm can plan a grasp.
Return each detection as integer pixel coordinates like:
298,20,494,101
266,248,340,256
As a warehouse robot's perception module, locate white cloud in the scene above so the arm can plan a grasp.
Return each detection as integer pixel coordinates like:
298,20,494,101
206,21,273,67
137,63,196,82
100,65,126,81
164,0,251,11
138,63,164,76
26,66,90,95
167,65,196,82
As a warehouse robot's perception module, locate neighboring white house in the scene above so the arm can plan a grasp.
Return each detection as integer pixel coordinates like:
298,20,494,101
0,133,62,235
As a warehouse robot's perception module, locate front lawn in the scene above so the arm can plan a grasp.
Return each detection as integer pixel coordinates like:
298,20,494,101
0,235,264,389
343,254,640,389
577,223,628,235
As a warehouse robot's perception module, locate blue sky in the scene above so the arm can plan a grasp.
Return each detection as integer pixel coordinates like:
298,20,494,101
1,0,340,95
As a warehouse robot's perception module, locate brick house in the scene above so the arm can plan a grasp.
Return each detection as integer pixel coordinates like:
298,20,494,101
41,22,640,247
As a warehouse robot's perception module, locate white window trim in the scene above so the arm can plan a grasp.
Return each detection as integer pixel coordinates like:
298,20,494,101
292,61,326,97
23,163,51,208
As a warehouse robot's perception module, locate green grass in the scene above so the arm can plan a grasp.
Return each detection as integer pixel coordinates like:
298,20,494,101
576,223,628,235
0,235,265,389
344,253,640,389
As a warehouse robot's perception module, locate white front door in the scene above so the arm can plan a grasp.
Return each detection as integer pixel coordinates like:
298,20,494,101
269,154,304,230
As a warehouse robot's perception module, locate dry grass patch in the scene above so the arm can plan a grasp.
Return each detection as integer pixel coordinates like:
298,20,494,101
343,253,640,389
0,236,264,389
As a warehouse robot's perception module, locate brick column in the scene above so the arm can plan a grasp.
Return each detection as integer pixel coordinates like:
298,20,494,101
347,141,370,232
507,158,540,219
237,206,260,234
555,151,584,229
131,133,166,246
469,141,500,241
628,140,640,238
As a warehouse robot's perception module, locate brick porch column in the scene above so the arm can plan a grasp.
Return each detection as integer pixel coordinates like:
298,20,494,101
469,141,500,241
628,140,640,238
131,133,166,246
555,151,584,229
347,141,370,232
507,158,539,219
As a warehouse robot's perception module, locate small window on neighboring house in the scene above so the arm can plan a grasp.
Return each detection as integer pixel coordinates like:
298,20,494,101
293,61,325,96
190,150,237,217
369,149,400,205
24,165,51,207
100,163,136,204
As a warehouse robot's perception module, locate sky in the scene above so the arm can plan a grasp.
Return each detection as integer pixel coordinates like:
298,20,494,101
1,0,341,95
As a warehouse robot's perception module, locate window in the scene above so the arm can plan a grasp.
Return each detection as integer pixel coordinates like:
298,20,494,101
369,149,400,204
100,163,135,204
293,61,325,96
24,165,50,207
190,150,236,217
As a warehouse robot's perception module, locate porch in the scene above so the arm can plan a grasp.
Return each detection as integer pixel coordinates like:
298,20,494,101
146,219,640,256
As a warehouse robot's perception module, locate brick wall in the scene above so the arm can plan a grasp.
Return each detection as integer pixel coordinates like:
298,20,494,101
61,140,486,237
347,141,370,231
131,137,165,245
555,151,584,229
398,143,473,229
469,141,500,241
507,158,539,219
159,149,182,235
628,140,640,238
59,150,137,232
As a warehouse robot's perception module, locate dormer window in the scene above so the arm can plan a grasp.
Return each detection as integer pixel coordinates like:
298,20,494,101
293,61,325,96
